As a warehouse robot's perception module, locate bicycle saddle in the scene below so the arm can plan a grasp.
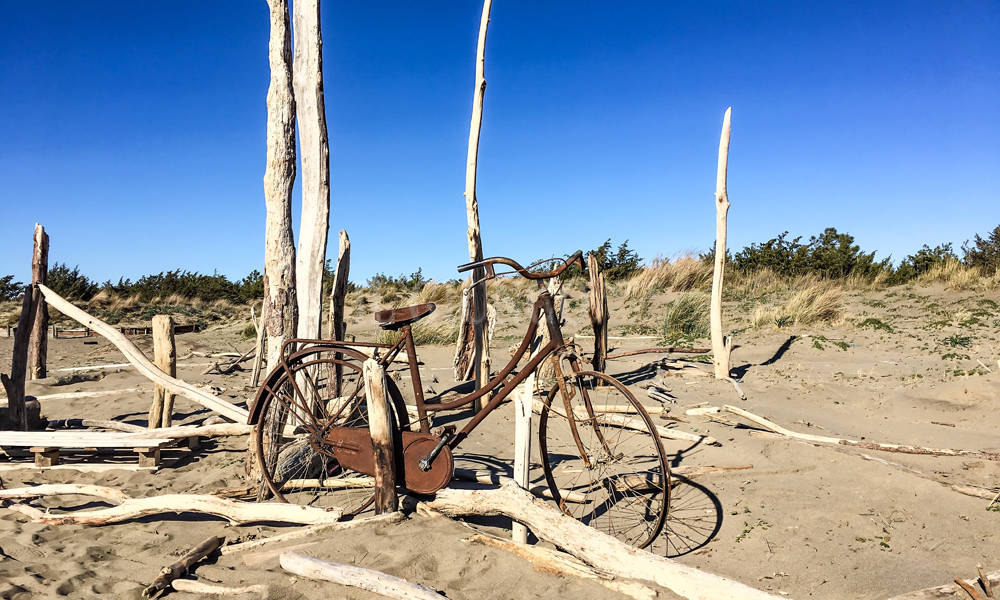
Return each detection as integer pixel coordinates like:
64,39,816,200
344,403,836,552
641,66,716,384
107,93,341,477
374,303,436,330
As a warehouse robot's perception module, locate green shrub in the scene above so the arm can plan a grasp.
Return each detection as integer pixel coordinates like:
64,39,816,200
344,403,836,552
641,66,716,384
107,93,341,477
48,263,100,301
891,244,958,283
659,292,710,344
0,275,24,301
857,318,893,332
962,225,1000,275
731,228,890,280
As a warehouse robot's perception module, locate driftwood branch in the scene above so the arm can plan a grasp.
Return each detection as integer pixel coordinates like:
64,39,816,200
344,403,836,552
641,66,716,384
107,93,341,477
418,480,783,600
221,512,404,555
170,580,268,597
890,571,1000,600
36,284,249,423
280,552,448,600
142,536,224,599
710,107,732,380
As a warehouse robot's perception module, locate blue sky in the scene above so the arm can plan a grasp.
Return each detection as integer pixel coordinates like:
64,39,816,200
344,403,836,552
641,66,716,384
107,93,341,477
1,1,997,285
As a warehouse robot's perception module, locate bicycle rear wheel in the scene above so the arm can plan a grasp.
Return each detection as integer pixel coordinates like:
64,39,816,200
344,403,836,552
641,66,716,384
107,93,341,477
538,369,670,548
253,347,408,515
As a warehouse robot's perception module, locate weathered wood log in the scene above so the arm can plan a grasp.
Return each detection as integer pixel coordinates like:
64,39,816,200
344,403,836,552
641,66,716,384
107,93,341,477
587,253,609,373
363,358,398,513
889,571,1000,600
5,491,343,526
170,580,268,597
280,552,448,600
722,404,996,460
36,284,249,423
710,107,732,380
47,417,146,432
149,315,176,428
1,285,39,430
141,535,224,599
511,290,547,543
463,0,494,410
604,347,711,359
28,224,48,380
451,469,587,503
329,229,351,396
0,484,130,503
293,0,330,342
221,512,404,555
33,388,139,401
418,481,783,600
262,0,299,374
533,399,717,445
464,533,656,600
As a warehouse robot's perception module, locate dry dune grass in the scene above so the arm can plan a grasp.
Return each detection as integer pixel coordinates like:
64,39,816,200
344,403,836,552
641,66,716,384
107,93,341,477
915,260,983,290
727,267,786,299
417,281,462,305
625,256,712,298
751,281,844,328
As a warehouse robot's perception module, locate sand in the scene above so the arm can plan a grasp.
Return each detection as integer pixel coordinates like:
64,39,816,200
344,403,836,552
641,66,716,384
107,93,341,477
1,282,998,599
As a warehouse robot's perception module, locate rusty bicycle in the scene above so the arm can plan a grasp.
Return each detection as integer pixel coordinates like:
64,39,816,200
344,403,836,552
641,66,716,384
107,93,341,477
249,251,671,548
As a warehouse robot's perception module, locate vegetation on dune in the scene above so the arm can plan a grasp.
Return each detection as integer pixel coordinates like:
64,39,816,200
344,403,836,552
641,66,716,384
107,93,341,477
750,282,844,329
659,292,710,344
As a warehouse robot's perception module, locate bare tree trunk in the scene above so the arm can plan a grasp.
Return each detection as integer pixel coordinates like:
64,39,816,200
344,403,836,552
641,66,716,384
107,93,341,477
710,107,732,380
1,286,39,430
362,359,397,513
27,224,48,380
148,315,176,428
463,0,493,411
587,253,608,373
262,0,298,373
293,0,331,341
329,230,350,395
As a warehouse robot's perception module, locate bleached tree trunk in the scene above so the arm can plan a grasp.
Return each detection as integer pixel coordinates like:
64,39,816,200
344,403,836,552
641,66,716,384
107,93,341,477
329,230,350,395
464,0,493,410
710,107,732,380
262,0,298,373
27,224,48,380
148,315,176,428
587,253,608,373
293,0,331,341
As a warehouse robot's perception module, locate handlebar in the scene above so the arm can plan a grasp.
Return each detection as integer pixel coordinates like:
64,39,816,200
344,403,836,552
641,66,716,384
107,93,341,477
457,250,584,281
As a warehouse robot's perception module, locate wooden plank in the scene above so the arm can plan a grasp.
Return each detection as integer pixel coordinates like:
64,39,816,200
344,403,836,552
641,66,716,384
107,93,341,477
0,463,152,473
1,431,173,448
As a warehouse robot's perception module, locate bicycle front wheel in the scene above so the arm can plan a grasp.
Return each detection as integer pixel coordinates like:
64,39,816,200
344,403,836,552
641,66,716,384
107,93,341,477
538,369,670,548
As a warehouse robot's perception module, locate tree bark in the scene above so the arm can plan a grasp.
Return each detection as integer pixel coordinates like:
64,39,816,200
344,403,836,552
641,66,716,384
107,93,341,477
293,0,331,341
27,224,48,380
1,286,39,430
262,0,298,374
329,230,350,395
587,253,608,373
148,315,176,428
711,107,732,379
363,359,398,513
464,0,493,410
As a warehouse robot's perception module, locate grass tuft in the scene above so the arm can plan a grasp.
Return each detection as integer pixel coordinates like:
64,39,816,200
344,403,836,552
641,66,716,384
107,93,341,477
659,292,710,344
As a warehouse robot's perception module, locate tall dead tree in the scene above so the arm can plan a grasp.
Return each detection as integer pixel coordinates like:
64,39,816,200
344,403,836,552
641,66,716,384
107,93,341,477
587,253,608,373
328,229,350,395
710,107,732,380
262,0,299,373
462,0,494,410
27,223,48,380
293,0,331,341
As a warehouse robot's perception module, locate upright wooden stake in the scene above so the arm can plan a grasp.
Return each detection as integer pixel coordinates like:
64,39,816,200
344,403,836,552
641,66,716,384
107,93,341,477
587,253,608,373
262,0,299,373
710,107,733,380
511,302,545,544
293,0,331,341
463,0,493,411
27,224,48,380
148,315,176,428
1,286,38,430
328,230,350,396
362,359,397,513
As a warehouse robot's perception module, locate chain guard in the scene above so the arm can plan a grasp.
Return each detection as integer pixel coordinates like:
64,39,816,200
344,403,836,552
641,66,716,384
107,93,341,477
323,426,454,494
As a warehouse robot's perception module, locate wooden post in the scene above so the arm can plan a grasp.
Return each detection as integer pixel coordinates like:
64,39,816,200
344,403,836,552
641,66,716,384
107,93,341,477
328,230,350,396
534,278,565,392
27,223,48,380
710,107,732,380
587,253,608,374
262,0,299,374
293,0,331,341
511,302,545,544
362,358,397,513
148,315,176,428
463,0,493,411
1,286,39,430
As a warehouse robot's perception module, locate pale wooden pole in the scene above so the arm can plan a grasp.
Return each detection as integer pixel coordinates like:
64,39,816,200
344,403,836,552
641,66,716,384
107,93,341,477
1,286,38,430
328,230,350,396
293,0,331,341
27,224,48,380
710,107,732,380
587,253,608,373
148,315,176,428
262,0,299,373
362,358,398,513
511,305,546,544
463,0,493,411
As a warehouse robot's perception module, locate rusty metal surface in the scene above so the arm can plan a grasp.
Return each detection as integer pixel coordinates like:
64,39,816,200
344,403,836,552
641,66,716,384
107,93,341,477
374,303,436,330
322,427,454,494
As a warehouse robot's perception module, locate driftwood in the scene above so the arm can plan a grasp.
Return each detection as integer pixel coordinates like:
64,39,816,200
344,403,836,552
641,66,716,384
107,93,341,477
3,486,342,525
721,405,996,461
363,358,398,513
46,419,249,439
417,480,783,600
221,512,404,555
464,533,656,600
250,304,267,387
328,230,351,395
1,285,39,430
0,483,130,503
587,253,609,373
170,580,267,597
890,570,1000,600
451,469,586,503
28,223,48,380
142,535,224,599
149,314,176,428
280,552,448,600
36,284,249,423
47,418,146,433
261,0,299,373
533,400,717,445
604,347,710,360
710,108,733,380
33,388,138,401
